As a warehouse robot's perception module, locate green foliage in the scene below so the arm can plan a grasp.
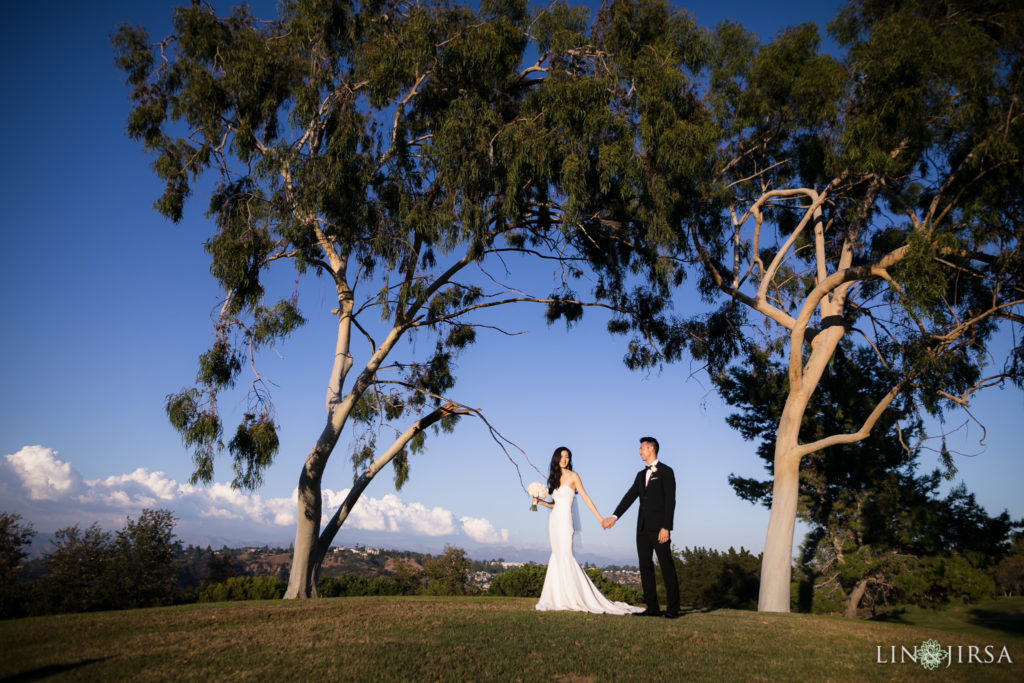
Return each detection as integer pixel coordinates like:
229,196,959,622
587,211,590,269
719,341,1020,615
422,545,475,596
316,573,408,598
197,339,242,389
165,388,223,485
114,509,183,609
116,0,1023,603
584,566,644,605
673,546,761,610
484,563,640,604
0,512,35,619
227,413,280,489
486,564,547,597
615,0,1024,423
992,554,1024,597
198,576,286,602
251,301,305,346
115,0,717,498
889,229,960,321
391,557,428,595
914,555,996,605
31,509,182,615
37,523,119,614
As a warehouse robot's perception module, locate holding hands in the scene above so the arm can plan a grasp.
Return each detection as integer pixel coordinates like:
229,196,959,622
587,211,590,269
601,516,615,530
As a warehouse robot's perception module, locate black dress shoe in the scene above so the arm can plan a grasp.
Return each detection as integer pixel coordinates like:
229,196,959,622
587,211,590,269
632,609,662,617
661,611,680,619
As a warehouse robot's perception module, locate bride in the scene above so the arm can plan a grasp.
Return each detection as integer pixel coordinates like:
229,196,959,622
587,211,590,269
531,446,643,614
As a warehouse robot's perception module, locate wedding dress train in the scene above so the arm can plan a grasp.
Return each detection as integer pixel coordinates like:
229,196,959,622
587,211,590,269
535,485,643,614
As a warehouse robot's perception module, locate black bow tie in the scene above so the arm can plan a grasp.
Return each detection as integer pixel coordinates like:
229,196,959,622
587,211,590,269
646,465,655,470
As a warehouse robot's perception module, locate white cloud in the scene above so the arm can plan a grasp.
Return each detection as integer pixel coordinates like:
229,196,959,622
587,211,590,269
2,446,505,548
332,491,456,536
5,445,82,500
80,467,179,508
460,516,510,544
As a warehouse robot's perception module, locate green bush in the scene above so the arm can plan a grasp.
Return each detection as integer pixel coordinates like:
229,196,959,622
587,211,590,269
422,546,475,596
198,576,285,602
993,555,1024,596
486,564,641,604
1,512,34,619
29,509,182,615
584,567,643,604
918,555,996,604
674,547,760,610
317,573,405,597
487,565,546,597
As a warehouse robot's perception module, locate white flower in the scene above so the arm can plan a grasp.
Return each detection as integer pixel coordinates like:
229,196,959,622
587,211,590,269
527,481,548,511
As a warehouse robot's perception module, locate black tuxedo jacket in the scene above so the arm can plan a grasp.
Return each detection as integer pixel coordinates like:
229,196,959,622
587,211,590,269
612,462,676,533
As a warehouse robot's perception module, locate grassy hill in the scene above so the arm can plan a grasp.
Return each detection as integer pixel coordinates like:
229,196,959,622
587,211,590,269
3,596,1021,681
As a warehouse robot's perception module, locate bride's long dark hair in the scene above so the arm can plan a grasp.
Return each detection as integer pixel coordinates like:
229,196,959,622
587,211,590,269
547,446,572,494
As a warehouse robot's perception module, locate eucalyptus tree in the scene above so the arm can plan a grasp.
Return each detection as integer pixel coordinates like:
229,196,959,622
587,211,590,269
657,0,1024,611
113,0,713,598
717,344,1017,617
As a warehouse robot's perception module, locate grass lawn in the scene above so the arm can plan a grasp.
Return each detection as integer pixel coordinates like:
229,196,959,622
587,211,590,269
2,596,1021,681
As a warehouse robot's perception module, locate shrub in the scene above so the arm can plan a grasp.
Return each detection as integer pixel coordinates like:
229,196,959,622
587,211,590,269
584,567,643,604
673,546,760,610
28,509,184,615
317,573,407,597
486,564,640,604
198,576,285,602
422,546,475,596
1,512,35,618
114,509,181,608
992,555,1024,596
487,565,546,597
36,523,119,614
919,555,996,604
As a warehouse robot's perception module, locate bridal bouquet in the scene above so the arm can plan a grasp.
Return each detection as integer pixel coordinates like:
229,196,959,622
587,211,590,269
527,482,548,511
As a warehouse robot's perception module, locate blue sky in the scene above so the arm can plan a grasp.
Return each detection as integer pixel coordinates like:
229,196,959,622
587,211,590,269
1,0,1021,566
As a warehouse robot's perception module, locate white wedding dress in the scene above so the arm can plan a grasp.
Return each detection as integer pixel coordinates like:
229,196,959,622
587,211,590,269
535,485,643,614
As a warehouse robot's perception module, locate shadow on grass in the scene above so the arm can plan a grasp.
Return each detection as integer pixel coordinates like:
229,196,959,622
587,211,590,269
870,604,1024,640
870,608,910,625
0,658,111,682
679,606,724,615
966,608,1024,637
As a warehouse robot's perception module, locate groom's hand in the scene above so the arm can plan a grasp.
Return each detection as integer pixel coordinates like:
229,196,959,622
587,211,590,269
601,517,615,530
658,528,670,544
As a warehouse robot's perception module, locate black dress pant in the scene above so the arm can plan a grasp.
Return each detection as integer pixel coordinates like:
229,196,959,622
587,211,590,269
636,530,680,613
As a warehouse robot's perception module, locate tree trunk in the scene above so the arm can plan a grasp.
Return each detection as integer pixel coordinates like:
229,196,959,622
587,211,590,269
844,578,869,618
283,403,465,599
758,430,802,612
284,293,356,599
283,461,325,599
284,435,338,598
758,300,846,612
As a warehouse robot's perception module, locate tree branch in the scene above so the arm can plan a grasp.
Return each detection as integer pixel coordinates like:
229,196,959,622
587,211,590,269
794,377,909,458
317,402,470,550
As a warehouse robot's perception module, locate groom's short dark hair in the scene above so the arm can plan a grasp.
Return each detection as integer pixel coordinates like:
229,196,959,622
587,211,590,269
640,436,659,454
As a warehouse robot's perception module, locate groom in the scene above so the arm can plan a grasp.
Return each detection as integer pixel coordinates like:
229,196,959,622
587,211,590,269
602,436,680,618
